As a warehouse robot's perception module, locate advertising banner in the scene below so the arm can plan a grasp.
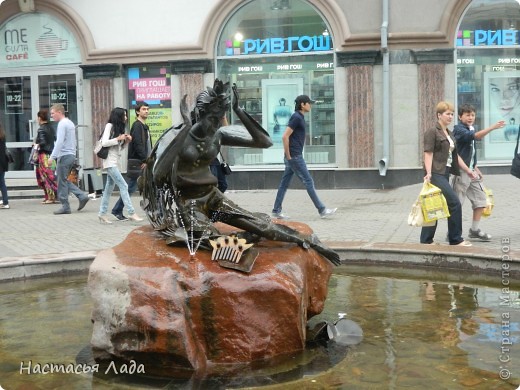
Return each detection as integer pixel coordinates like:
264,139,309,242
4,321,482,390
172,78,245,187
127,66,173,145
483,71,520,159
261,78,303,163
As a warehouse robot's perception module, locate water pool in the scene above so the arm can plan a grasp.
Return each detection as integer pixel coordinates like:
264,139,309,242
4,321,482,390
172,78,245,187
0,265,518,389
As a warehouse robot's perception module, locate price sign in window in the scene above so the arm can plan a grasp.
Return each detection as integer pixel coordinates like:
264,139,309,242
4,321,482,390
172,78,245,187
4,83,23,114
49,81,68,112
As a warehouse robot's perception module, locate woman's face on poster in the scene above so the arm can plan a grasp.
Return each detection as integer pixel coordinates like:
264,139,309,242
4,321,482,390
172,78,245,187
489,77,520,118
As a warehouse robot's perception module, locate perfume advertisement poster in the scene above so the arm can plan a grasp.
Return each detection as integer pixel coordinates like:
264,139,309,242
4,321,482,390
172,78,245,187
261,78,303,163
483,71,520,159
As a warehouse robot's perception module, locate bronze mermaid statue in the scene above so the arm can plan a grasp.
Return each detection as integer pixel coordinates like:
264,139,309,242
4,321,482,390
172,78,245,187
139,79,340,266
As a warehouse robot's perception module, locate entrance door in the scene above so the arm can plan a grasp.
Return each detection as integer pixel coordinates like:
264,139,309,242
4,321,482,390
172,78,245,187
0,70,80,178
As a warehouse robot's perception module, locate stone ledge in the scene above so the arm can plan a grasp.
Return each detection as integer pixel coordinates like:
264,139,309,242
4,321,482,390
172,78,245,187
0,251,96,281
1,241,518,282
330,241,520,277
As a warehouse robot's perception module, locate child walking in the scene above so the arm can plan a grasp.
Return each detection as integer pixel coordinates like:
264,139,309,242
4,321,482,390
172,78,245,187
452,104,505,241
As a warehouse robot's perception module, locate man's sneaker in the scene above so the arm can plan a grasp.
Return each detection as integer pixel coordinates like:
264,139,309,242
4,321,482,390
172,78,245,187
0,204,10,209
468,228,492,241
271,212,290,220
455,240,472,247
77,196,90,211
319,207,337,218
112,213,128,222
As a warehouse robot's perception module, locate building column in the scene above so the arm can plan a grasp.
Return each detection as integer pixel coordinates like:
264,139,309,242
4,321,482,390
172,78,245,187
412,49,454,161
79,64,121,169
337,51,379,168
170,60,213,113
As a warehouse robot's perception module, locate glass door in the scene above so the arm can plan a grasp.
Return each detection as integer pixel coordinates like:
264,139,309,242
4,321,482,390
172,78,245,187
0,71,80,178
0,76,33,176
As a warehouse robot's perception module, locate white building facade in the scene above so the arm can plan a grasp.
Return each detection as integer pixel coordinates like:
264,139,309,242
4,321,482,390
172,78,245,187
0,0,518,189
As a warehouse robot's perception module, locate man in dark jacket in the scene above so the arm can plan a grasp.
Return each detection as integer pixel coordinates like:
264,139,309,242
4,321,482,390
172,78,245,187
111,102,150,221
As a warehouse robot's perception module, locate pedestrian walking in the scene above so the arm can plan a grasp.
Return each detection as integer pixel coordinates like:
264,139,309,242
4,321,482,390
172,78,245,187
48,104,89,215
0,122,10,209
452,104,505,241
98,107,143,224
271,95,336,219
420,101,474,246
34,109,58,204
111,102,151,221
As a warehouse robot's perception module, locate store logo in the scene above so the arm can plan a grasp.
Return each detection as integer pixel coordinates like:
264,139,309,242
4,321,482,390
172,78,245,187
225,35,331,56
35,25,68,58
457,29,519,47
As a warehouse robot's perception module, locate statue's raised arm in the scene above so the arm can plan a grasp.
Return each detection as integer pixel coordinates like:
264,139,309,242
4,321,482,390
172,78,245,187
218,84,273,148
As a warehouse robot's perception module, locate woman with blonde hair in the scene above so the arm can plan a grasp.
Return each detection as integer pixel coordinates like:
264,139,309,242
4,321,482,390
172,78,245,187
421,101,474,246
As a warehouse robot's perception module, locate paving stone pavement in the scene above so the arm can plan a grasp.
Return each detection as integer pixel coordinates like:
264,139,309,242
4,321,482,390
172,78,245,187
0,173,518,261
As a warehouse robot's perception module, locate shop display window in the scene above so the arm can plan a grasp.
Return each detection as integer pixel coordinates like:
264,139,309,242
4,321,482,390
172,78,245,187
456,0,520,162
216,0,335,166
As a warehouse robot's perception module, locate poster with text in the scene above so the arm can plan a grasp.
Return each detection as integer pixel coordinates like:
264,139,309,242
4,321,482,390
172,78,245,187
127,66,172,146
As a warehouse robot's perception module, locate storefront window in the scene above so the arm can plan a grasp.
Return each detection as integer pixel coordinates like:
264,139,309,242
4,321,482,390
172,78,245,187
456,0,520,162
216,0,334,166
126,65,172,145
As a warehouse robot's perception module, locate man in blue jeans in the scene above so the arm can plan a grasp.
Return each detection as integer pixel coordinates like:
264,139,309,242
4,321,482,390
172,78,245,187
111,102,150,220
272,95,336,219
48,104,89,215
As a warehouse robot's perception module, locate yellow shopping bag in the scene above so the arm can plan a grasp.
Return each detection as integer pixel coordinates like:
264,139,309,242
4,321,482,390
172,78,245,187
420,182,450,223
482,187,494,218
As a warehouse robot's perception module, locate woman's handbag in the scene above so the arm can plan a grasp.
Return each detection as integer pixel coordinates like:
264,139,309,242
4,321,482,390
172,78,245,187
6,150,14,164
511,127,520,179
220,161,232,175
28,145,39,165
219,152,232,175
94,127,113,160
94,139,109,159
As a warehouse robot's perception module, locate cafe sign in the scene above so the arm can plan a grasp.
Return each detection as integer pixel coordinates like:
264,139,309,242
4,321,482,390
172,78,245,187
1,12,81,68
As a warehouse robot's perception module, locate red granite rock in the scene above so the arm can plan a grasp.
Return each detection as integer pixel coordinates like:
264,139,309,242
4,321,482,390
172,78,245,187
89,223,332,378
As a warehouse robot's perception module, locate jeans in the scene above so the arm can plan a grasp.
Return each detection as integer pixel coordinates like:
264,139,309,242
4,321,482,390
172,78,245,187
99,166,135,216
56,154,87,211
111,175,138,216
210,164,228,193
0,171,8,205
272,155,325,214
420,170,463,245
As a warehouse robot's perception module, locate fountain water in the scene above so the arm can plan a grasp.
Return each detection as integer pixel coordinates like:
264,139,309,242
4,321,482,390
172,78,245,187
1,265,519,389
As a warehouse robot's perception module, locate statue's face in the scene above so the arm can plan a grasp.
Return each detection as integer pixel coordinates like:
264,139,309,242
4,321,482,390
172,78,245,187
207,97,230,118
